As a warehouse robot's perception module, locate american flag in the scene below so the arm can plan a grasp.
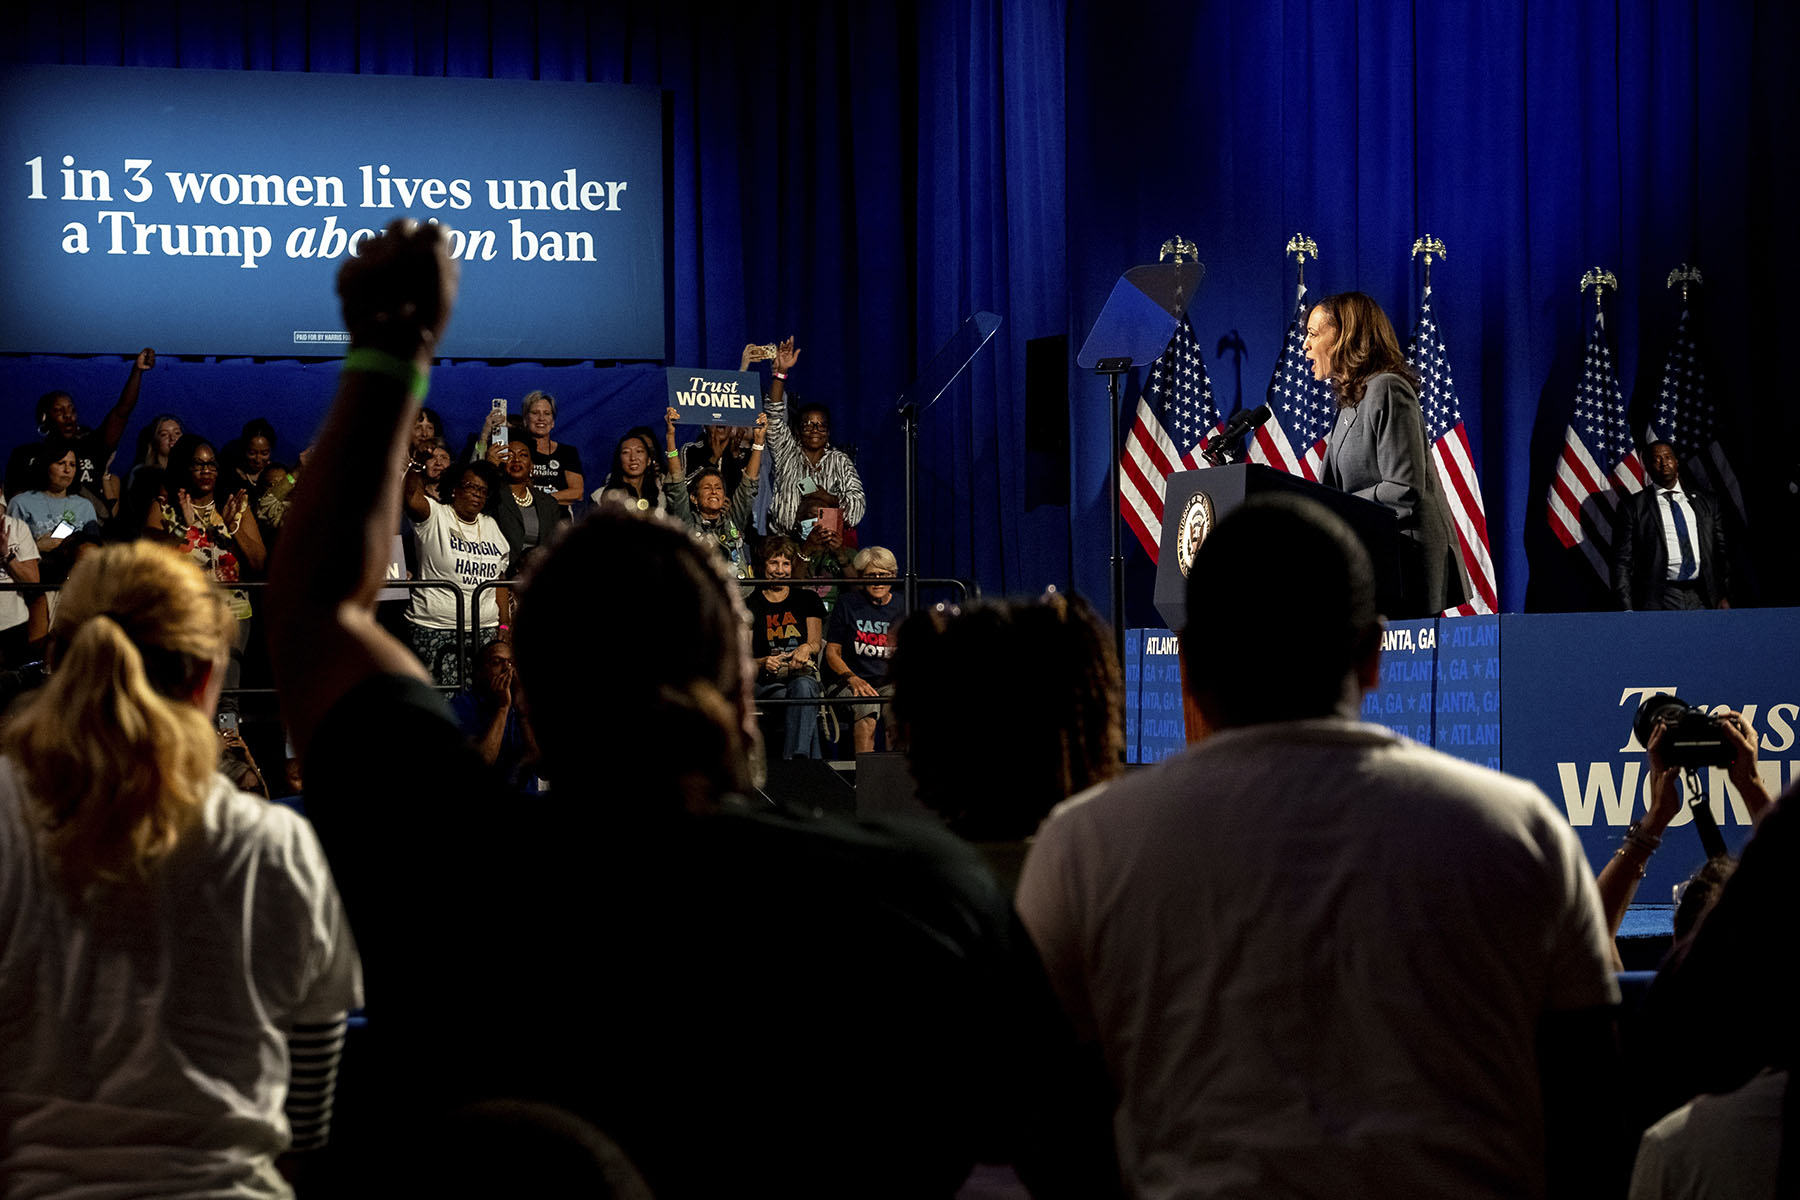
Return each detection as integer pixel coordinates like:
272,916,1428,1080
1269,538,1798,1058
1248,285,1339,479
1118,314,1223,560
1648,307,1746,523
1406,288,1496,615
1546,309,1644,580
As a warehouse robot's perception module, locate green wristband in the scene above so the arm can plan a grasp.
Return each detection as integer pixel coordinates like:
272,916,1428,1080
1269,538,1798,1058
342,348,429,402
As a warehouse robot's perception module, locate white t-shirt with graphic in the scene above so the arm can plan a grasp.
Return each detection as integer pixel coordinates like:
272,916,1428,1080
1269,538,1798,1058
408,498,511,631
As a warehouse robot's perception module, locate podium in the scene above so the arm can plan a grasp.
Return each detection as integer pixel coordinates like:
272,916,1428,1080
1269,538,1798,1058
1153,464,1407,632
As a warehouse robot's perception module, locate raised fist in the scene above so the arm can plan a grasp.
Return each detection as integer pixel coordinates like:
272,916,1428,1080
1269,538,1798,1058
336,219,459,360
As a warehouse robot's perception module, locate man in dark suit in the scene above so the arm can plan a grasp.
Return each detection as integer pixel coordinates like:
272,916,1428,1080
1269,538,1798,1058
1613,441,1729,611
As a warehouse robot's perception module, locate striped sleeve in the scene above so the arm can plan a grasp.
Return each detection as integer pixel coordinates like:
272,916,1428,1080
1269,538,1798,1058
285,1017,348,1151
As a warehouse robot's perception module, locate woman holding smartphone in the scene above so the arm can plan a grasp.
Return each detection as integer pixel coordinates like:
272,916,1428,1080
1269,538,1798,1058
10,435,100,555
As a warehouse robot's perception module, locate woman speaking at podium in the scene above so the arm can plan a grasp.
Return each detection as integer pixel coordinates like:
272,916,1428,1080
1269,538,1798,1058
1304,292,1467,616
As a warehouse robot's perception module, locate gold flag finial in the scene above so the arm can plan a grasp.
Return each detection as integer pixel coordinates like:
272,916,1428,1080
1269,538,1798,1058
1411,236,1448,289
1285,233,1319,287
1666,263,1704,306
1580,267,1619,313
1160,235,1198,264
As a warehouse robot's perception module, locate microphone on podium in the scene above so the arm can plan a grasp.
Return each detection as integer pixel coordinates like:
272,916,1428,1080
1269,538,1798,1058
1200,403,1273,465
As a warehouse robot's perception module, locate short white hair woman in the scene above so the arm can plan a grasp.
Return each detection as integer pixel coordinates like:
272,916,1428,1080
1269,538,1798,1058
0,541,361,1196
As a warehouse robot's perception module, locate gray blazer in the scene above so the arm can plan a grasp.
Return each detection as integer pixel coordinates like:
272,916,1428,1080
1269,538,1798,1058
1320,372,1468,615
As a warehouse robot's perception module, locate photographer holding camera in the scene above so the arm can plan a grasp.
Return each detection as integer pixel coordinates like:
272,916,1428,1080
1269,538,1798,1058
1595,702,1773,962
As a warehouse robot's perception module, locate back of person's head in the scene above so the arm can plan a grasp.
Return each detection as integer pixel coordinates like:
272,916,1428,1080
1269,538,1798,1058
893,594,1123,840
514,508,756,808
1184,494,1380,727
4,541,233,895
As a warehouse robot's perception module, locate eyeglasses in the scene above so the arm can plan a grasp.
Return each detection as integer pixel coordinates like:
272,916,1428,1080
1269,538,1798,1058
800,421,829,431
862,570,895,580
457,481,488,494
192,459,218,470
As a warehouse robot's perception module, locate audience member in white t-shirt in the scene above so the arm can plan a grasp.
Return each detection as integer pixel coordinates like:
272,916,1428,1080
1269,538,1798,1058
0,540,361,1196
0,510,47,666
402,457,512,686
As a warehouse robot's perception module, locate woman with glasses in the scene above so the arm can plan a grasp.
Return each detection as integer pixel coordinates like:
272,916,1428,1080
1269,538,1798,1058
754,338,866,546
401,458,512,686
822,546,903,753
150,434,267,689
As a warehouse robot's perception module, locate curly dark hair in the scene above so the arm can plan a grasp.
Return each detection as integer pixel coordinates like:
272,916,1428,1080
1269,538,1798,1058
891,594,1123,841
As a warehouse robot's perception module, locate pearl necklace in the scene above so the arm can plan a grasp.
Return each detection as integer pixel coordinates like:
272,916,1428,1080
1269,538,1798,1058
512,487,534,508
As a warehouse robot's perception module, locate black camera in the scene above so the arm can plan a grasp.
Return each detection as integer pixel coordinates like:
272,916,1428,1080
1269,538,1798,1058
1632,693,1737,769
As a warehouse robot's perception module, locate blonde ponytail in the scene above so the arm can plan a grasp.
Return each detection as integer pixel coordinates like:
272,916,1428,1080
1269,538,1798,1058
5,542,232,894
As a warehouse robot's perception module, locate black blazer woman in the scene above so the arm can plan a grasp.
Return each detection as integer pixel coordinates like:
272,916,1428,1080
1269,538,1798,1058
1306,292,1468,617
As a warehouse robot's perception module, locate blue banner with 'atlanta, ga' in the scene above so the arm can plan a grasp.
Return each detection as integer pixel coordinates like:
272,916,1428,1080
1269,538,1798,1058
0,65,665,360
1128,608,1799,901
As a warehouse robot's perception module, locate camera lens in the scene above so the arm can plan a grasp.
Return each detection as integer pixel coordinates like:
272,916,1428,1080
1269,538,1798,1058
1632,693,1686,749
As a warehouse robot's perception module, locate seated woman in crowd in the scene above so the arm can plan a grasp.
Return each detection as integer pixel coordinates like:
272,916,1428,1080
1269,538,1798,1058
413,405,447,456
746,536,824,761
402,458,511,687
487,433,562,578
822,545,904,754
149,434,267,690
521,390,583,515
256,461,299,535
134,412,184,475
0,540,360,1196
594,425,667,512
0,509,48,668
756,338,866,545
891,593,1124,889
661,407,765,577
224,417,279,505
10,435,101,561
450,638,543,794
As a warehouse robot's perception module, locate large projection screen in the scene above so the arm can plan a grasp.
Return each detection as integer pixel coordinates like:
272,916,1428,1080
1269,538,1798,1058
0,66,666,360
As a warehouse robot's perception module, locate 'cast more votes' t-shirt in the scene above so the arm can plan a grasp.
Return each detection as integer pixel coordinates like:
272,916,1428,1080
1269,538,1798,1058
408,499,510,630
826,587,903,688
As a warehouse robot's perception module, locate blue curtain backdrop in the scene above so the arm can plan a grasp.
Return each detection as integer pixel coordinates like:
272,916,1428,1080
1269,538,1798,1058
6,1,1795,617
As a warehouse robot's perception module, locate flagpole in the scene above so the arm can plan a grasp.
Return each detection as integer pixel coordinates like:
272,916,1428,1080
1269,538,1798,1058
1100,354,1130,668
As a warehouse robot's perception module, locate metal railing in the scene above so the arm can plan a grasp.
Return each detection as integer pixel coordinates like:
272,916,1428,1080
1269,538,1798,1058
3,566,976,706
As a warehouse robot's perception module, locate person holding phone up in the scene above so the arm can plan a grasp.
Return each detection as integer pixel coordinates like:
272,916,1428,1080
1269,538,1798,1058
751,337,866,551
